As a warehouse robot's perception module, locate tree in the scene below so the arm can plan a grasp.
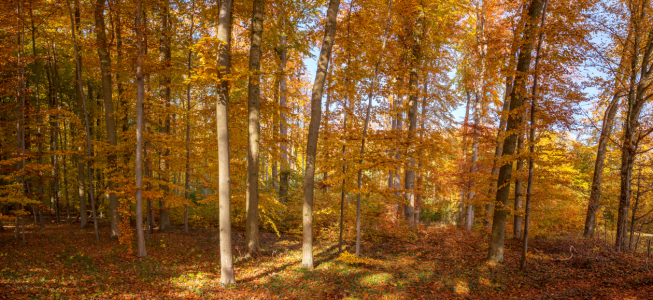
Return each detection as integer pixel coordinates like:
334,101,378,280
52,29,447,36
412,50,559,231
301,0,341,269
246,0,265,256
216,0,236,284
487,0,545,263
134,0,147,258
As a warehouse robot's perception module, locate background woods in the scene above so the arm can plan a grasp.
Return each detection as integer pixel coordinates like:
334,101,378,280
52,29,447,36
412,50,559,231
1,0,653,298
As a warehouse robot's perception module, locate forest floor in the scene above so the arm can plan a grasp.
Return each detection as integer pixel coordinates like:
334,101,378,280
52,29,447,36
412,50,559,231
1,222,652,299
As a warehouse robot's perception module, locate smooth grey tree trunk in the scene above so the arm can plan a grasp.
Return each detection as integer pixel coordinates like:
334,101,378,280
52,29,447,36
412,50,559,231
216,0,235,284
302,0,341,269
278,36,289,201
458,93,471,225
134,0,147,258
246,0,264,255
71,0,87,230
488,0,545,263
184,1,195,235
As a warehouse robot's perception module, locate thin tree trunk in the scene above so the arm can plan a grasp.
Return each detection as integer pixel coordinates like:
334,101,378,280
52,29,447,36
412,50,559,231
629,170,641,251
245,0,264,255
95,0,120,238
355,0,393,256
66,0,99,242
520,0,547,269
513,113,526,238
278,36,289,201
488,0,545,263
459,93,471,225
134,0,147,258
184,1,195,235
302,0,341,269
71,0,87,230
216,0,235,284
158,0,172,232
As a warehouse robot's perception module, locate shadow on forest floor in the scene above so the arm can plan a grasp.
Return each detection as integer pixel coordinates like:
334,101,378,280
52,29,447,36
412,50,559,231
1,222,652,299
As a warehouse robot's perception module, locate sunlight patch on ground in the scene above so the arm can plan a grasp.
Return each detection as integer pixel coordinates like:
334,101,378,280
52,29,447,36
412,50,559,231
453,279,469,295
359,272,393,287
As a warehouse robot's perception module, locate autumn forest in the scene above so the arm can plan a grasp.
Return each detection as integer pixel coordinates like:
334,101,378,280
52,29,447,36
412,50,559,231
1,0,653,298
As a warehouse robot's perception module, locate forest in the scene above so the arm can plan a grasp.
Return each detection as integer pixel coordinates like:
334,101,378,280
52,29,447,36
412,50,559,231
1,0,653,298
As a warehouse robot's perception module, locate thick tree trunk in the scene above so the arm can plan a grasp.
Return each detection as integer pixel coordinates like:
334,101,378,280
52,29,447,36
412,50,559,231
246,0,264,255
629,171,641,251
95,0,120,238
134,0,147,258
216,0,235,284
184,2,195,235
71,0,87,230
488,0,545,263
302,0,340,269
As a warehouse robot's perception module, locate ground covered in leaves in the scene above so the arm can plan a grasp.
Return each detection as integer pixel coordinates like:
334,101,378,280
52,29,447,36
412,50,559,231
1,223,652,299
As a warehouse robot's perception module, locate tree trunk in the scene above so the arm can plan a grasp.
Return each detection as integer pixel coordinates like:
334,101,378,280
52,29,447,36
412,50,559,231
95,0,120,238
488,0,545,263
245,0,264,255
458,93,471,225
584,94,619,237
403,12,424,225
629,170,641,251
158,0,172,232
184,2,195,235
71,0,87,230
301,0,341,269
513,113,526,238
134,0,147,258
66,0,99,242
520,0,547,268
278,35,289,200
355,0,393,256
216,0,235,284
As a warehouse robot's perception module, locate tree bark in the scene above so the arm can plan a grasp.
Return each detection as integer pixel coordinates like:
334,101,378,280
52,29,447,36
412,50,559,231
520,0,547,269
158,0,172,232
488,0,545,263
302,0,341,269
583,94,619,237
134,0,147,258
458,93,471,225
66,0,99,242
95,0,120,238
216,0,235,284
513,113,526,238
184,1,195,235
246,0,264,255
278,36,289,201
72,0,87,230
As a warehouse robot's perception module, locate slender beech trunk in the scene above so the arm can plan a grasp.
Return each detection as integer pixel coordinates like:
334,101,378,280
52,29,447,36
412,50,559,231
71,0,87,230
394,79,403,218
184,1,195,235
458,93,471,225
338,3,354,254
95,0,120,238
215,0,235,284
355,0,393,257
29,4,45,230
302,0,341,269
134,0,147,258
629,170,642,250
616,6,653,250
246,0,264,255
158,0,172,232
584,94,620,237
415,77,428,225
520,0,547,269
403,11,424,225
66,0,99,242
488,0,545,263
465,0,486,231
278,36,289,201
513,113,526,238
